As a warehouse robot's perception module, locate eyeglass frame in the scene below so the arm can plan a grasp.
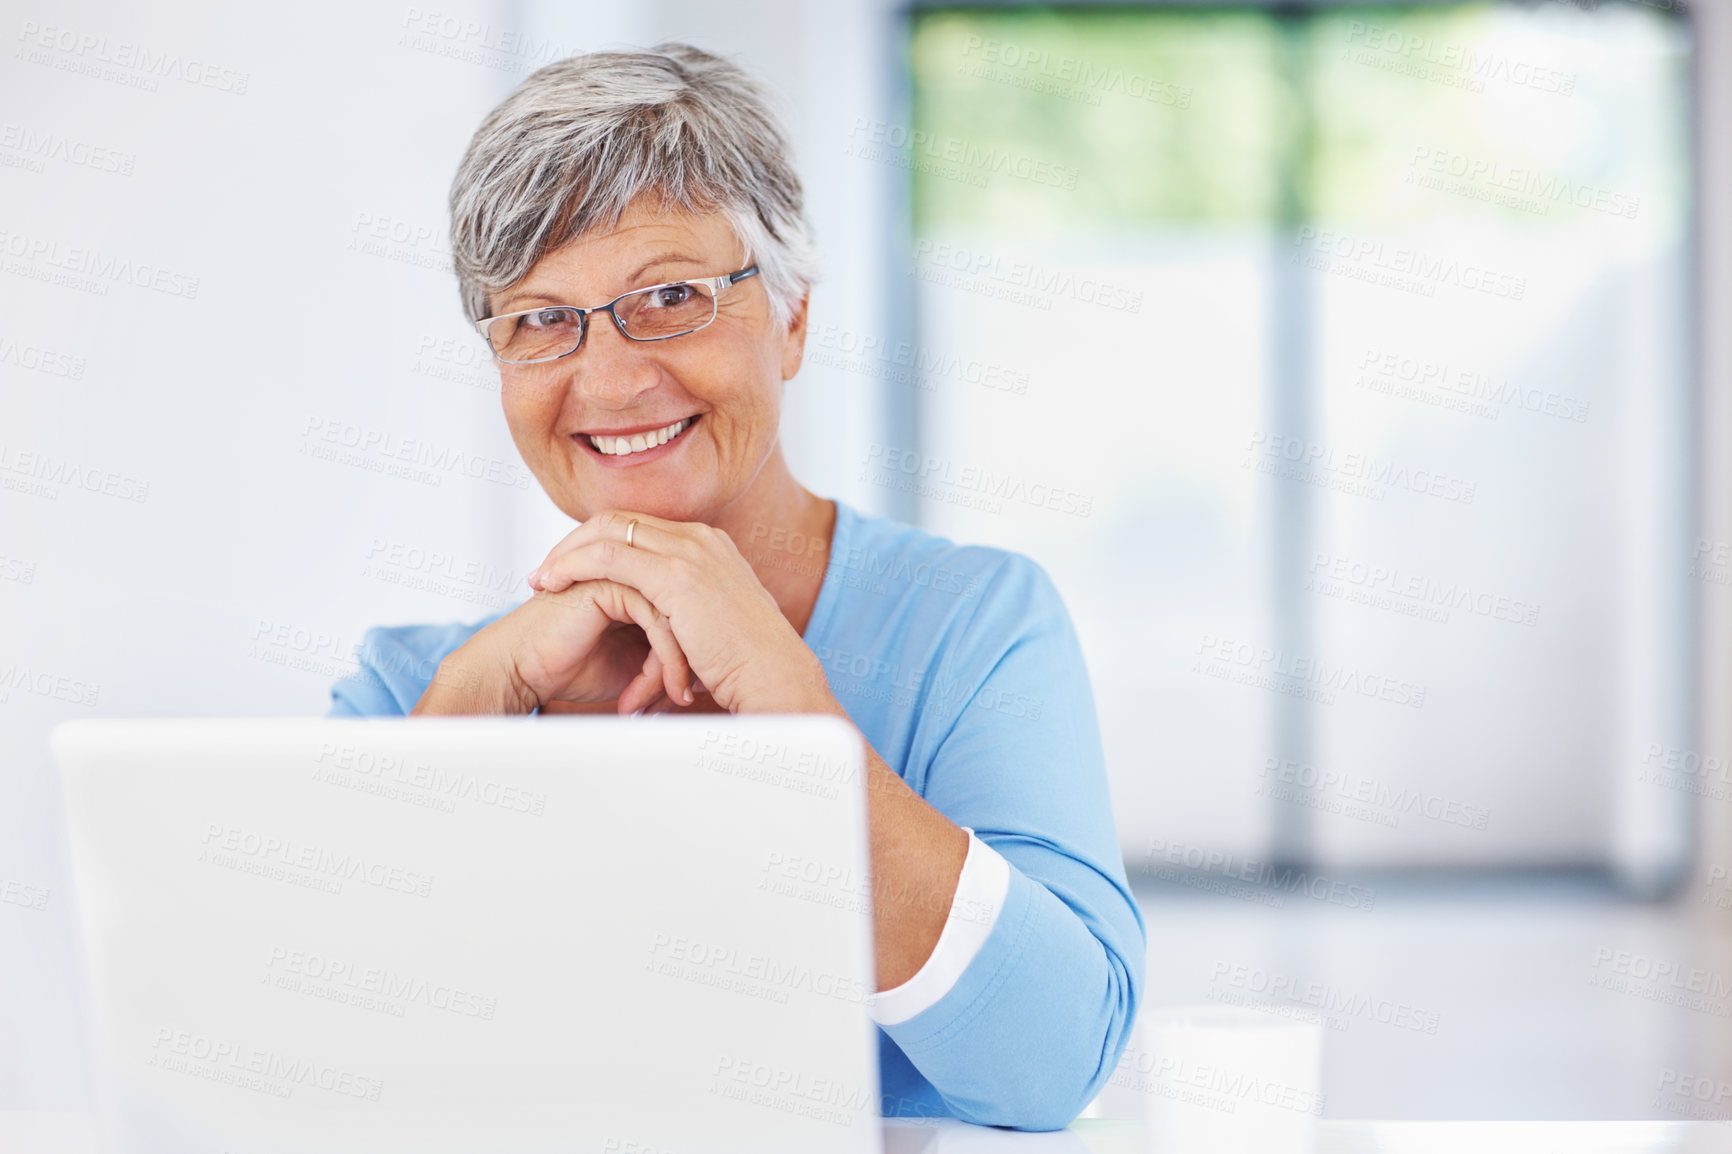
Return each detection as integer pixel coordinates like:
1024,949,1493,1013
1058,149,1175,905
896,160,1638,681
472,264,761,365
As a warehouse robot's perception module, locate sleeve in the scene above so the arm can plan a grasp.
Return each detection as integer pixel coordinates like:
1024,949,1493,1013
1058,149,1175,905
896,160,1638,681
328,629,400,717
869,829,1011,1027
326,622,484,718
878,554,1146,1130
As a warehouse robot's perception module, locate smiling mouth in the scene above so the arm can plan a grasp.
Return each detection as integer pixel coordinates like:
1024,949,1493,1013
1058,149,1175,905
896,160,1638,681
577,415,699,458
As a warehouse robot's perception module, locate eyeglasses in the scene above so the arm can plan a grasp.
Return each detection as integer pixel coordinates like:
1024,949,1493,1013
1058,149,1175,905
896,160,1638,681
474,265,760,365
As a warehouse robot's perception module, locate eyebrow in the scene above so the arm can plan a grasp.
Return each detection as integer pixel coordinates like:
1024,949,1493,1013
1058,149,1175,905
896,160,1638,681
495,252,707,314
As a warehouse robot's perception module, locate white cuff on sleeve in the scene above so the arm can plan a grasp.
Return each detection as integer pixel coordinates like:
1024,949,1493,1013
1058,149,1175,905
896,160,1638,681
868,828,1011,1027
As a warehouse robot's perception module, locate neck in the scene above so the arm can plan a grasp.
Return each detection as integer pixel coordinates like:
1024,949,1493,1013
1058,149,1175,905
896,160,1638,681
710,444,836,636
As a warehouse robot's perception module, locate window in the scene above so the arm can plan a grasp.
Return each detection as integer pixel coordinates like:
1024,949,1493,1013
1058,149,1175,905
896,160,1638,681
900,4,1693,882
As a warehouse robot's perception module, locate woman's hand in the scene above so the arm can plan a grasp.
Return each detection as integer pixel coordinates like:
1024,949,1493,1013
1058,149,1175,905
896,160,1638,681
415,578,694,716
526,509,828,714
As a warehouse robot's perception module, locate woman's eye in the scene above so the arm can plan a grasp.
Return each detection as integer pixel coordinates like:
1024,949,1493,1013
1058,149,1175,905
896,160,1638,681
525,308,574,328
650,285,694,308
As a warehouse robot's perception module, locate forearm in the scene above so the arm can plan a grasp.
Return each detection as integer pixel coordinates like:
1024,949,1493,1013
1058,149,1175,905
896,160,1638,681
862,752,969,989
757,672,968,990
411,637,538,716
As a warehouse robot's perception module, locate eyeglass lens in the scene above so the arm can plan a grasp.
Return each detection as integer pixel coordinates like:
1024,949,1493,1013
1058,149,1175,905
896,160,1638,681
485,281,720,362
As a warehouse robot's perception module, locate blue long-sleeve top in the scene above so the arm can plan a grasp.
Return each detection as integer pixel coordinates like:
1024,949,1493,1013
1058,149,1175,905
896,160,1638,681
327,498,1146,1129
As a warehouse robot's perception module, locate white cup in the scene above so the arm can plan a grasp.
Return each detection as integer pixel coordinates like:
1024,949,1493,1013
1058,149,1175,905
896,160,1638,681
1125,1003,1324,1154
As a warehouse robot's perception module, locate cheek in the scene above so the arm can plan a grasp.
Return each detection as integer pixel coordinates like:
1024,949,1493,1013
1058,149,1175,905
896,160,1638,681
677,343,779,432
500,379,560,439
738,335,789,418
710,376,780,449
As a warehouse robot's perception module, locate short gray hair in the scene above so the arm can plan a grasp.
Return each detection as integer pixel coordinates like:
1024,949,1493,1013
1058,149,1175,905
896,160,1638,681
449,43,818,328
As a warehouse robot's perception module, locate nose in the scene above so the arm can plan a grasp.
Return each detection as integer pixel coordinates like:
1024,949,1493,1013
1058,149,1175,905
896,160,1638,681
565,314,663,410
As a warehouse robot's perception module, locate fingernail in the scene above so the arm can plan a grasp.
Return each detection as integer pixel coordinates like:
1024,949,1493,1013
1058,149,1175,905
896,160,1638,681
683,688,694,705
630,707,645,718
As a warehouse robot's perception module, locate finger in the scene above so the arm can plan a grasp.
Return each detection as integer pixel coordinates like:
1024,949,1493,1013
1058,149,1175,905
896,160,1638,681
531,510,690,588
620,586,695,706
617,667,662,716
537,539,682,608
527,523,590,591
593,580,694,706
627,650,668,714
617,646,671,716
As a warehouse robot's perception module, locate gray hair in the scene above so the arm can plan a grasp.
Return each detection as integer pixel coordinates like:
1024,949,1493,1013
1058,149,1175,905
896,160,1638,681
449,43,818,329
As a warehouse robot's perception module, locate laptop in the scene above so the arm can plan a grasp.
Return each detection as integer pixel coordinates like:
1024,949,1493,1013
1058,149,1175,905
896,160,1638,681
52,716,882,1154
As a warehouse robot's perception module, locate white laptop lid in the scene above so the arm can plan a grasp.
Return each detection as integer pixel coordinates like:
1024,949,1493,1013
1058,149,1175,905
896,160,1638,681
52,716,882,1154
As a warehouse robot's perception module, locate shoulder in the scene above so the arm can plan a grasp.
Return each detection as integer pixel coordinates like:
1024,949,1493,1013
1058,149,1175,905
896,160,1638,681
824,502,1067,645
822,508,1091,787
328,609,511,716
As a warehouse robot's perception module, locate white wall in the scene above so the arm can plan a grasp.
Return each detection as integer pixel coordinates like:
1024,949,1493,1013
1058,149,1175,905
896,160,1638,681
1689,0,1732,1107
1694,0,1732,901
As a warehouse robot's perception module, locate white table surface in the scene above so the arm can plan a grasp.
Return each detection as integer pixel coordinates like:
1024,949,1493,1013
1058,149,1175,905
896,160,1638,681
887,1119,1731,1153
5,1113,1728,1153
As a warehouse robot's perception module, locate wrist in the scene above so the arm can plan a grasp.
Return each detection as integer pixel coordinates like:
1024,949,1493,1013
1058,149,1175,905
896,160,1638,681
734,653,841,716
473,633,541,714
415,635,539,715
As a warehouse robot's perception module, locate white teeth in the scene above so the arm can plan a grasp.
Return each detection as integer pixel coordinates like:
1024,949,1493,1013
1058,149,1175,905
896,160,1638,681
588,417,690,457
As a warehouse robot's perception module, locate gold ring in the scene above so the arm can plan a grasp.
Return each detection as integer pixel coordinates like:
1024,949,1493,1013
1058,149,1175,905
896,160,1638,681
625,518,639,548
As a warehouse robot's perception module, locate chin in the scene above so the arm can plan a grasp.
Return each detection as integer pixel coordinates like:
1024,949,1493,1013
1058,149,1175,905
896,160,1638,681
561,480,714,524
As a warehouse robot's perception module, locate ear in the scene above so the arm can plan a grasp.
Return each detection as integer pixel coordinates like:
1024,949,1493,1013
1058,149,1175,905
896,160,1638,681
779,291,811,382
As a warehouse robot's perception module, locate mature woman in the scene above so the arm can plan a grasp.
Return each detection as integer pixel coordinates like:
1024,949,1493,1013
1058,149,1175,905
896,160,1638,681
329,44,1143,1129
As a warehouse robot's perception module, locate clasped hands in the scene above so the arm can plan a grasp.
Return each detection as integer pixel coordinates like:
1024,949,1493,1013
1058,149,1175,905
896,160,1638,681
458,509,828,716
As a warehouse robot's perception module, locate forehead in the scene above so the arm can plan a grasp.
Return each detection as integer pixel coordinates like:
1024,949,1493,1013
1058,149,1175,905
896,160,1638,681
495,200,740,310
567,199,737,260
